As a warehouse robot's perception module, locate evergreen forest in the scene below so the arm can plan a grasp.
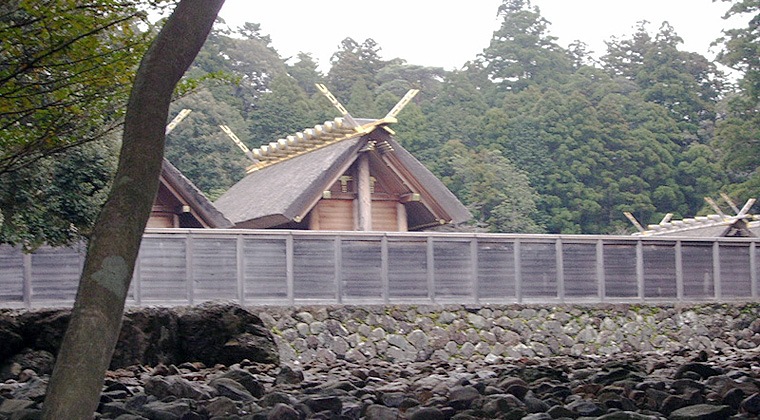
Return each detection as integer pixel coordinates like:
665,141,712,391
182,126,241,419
3,0,760,247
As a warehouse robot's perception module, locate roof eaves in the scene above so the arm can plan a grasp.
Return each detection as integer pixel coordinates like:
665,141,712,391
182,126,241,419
161,159,234,228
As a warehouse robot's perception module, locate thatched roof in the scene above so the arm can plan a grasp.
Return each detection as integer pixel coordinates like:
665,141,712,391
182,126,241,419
632,215,758,237
214,123,471,230
160,159,233,228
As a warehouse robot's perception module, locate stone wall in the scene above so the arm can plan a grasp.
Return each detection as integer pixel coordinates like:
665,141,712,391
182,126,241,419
254,303,760,365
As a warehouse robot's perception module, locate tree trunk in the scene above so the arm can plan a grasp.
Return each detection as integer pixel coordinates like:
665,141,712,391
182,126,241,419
41,1,224,419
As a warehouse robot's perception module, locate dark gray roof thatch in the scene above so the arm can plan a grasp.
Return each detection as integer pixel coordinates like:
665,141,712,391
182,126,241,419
386,137,471,225
161,159,233,228
215,137,363,228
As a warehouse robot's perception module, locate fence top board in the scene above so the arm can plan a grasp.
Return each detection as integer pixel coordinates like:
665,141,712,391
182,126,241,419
141,228,760,244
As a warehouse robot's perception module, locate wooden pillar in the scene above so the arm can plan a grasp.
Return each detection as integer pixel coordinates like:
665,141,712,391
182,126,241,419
357,153,372,231
396,202,408,232
309,203,321,230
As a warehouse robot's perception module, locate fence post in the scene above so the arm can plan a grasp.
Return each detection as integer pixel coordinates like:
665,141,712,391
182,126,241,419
675,240,683,301
134,250,142,306
334,236,343,304
514,239,522,303
186,234,194,305
237,235,245,305
751,242,757,299
636,241,644,301
713,242,722,300
556,238,564,302
286,233,294,305
22,253,32,309
427,237,435,303
596,239,605,301
471,237,479,304
381,235,389,304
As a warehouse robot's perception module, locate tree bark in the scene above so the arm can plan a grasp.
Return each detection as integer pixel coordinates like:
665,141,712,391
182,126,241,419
41,1,224,419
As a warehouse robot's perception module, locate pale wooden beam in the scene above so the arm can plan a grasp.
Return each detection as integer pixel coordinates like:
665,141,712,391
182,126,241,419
308,203,320,230
396,202,408,232
357,153,372,231
704,197,726,219
623,211,645,233
721,192,741,214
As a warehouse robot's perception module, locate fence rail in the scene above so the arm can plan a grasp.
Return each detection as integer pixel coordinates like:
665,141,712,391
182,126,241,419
1,229,759,308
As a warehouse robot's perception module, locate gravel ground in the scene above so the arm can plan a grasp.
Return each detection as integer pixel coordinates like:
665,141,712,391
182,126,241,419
2,346,759,420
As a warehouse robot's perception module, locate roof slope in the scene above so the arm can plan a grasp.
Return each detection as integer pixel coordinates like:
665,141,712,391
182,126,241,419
161,159,233,228
214,137,364,228
386,137,471,225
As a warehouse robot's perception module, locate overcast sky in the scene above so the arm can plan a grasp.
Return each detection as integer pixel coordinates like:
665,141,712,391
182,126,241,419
217,1,744,73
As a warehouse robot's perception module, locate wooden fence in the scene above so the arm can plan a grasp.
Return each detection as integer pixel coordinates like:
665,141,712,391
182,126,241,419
1,229,759,308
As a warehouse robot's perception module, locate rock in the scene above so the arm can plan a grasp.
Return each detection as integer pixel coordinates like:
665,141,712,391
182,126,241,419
114,415,149,420
566,399,606,417
379,392,407,408
660,394,688,415
0,316,23,361
448,385,481,410
523,392,550,413
721,387,745,410
112,307,179,368
267,403,299,420
668,404,733,420
144,375,214,400
10,377,47,402
0,399,35,416
407,330,429,350
221,331,279,366
590,367,639,385
275,365,304,385
408,406,446,420
0,349,54,381
596,412,662,420
203,396,238,418
220,368,265,398
5,408,42,420
138,400,192,420
16,309,70,354
260,392,295,408
364,404,399,420
546,405,575,419
741,392,760,414
100,401,133,418
177,302,279,366
209,377,255,401
674,363,722,380
505,383,529,400
303,396,342,415
521,413,552,420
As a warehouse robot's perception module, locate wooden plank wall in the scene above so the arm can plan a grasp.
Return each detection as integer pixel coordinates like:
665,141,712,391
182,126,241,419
1,231,759,308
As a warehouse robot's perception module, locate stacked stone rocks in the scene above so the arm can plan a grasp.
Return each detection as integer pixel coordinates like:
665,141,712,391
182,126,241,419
258,304,760,365
1,347,759,419
1,303,759,419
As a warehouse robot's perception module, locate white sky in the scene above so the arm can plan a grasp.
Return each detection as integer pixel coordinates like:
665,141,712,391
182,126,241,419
217,1,744,73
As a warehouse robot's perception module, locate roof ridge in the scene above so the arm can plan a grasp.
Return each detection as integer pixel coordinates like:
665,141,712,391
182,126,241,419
633,213,758,236
246,117,389,173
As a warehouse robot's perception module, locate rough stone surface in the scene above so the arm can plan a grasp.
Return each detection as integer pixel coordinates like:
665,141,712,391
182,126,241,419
177,302,279,366
0,302,279,375
1,303,759,420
